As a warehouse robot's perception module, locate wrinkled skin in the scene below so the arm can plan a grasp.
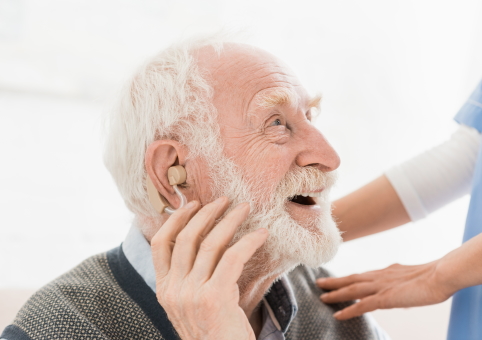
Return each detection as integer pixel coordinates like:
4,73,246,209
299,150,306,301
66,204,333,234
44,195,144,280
197,44,339,225
146,43,340,338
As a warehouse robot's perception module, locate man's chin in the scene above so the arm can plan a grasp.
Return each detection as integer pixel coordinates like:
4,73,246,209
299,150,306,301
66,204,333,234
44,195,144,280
297,217,342,268
260,206,342,269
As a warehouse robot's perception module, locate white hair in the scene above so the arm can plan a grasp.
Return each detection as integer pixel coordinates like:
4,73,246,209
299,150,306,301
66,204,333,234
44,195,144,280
104,34,342,284
103,36,227,218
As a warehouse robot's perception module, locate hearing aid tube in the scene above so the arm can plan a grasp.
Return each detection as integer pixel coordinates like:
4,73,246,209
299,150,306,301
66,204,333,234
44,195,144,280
164,184,188,215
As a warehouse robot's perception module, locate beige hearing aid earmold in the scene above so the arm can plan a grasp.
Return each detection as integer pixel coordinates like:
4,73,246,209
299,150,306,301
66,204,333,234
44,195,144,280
146,165,188,215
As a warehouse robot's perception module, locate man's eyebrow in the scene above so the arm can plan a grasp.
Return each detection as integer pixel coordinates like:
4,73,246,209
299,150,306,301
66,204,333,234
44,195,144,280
255,88,298,109
255,89,322,113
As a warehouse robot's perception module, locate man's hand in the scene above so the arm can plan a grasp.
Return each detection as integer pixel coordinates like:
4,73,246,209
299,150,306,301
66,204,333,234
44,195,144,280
151,197,268,340
316,261,453,320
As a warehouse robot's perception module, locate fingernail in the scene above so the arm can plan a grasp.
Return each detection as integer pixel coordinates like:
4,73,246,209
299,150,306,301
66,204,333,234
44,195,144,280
213,196,227,204
256,228,267,234
185,201,197,209
320,293,327,300
317,278,326,284
333,311,341,318
234,202,249,211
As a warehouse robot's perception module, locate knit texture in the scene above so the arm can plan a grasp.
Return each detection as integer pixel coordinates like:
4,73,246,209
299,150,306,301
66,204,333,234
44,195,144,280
286,266,376,340
2,246,378,340
6,252,165,340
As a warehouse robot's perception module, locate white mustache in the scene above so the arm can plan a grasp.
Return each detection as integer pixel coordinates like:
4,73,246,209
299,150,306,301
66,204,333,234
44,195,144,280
276,167,337,202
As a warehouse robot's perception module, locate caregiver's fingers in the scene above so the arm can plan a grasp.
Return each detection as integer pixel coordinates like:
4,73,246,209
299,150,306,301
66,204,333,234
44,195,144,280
191,202,251,282
151,200,201,279
211,228,269,289
320,283,377,304
333,296,380,320
170,197,230,278
317,272,372,290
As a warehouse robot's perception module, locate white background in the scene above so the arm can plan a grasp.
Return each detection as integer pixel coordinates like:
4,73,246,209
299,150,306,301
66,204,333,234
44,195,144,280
1,0,482,338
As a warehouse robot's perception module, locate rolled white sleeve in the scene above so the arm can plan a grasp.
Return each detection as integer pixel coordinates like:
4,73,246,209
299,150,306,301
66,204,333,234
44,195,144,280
385,124,481,222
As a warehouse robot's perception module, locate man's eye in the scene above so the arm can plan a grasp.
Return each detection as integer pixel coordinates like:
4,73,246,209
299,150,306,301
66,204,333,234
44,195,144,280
270,119,282,126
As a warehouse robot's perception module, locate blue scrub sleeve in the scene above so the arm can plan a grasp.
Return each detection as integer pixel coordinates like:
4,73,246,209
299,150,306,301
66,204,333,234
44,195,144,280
448,78,482,340
454,80,482,132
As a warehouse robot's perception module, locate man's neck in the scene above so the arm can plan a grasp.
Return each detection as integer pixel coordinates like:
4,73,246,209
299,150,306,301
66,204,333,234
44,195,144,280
238,254,296,336
239,272,280,339
239,273,279,316
249,303,264,338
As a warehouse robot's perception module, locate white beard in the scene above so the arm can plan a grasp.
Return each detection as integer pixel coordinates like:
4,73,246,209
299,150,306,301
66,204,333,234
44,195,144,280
206,152,342,278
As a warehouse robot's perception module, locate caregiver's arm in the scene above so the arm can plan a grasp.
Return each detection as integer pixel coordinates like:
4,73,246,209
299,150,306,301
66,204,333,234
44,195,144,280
317,231,482,320
335,124,481,242
333,175,409,241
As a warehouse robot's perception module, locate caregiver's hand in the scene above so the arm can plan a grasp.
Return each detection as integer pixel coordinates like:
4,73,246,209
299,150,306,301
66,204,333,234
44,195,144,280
317,231,482,320
316,261,454,320
151,197,268,340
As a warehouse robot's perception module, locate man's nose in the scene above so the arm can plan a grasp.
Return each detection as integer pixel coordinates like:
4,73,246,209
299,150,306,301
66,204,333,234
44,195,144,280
295,127,340,172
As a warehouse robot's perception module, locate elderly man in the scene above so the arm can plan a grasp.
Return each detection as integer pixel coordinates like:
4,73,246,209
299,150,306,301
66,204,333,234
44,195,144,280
2,37,387,340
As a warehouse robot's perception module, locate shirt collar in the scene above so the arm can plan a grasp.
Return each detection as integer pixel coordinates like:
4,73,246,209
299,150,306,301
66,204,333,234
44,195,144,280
263,276,298,333
122,224,157,292
122,224,298,335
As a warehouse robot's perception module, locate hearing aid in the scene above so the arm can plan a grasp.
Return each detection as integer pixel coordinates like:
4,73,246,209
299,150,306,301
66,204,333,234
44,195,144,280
146,165,188,215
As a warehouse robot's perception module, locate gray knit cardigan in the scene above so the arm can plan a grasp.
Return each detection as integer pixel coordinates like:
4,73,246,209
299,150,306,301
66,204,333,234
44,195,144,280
1,246,378,340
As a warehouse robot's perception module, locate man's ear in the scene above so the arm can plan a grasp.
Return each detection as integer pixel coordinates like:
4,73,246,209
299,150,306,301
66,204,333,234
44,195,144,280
145,140,187,211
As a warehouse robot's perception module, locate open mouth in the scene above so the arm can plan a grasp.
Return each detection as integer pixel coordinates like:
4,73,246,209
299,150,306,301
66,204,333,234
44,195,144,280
288,195,316,206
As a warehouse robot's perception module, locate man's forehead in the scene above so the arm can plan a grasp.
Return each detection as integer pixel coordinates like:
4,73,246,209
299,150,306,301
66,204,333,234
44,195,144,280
196,44,312,115
196,43,299,92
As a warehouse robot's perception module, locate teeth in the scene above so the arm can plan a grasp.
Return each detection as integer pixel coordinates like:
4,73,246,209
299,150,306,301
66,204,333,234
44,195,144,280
295,192,323,198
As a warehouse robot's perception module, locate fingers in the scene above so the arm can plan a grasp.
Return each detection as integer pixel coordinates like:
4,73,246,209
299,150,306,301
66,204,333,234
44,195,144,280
320,283,377,304
190,203,251,282
151,200,201,279
211,228,269,289
317,273,371,290
317,272,380,321
333,296,380,320
170,196,230,278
